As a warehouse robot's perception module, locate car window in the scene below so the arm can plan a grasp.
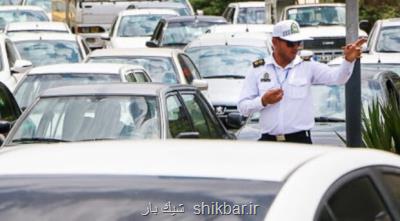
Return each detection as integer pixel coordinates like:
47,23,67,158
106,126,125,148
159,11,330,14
318,176,392,221
178,54,200,84
383,173,400,212
0,83,20,121
125,71,149,83
237,7,265,24
166,94,192,137
181,93,222,138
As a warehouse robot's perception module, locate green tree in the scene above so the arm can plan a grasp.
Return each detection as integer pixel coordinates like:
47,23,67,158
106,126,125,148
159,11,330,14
190,0,236,15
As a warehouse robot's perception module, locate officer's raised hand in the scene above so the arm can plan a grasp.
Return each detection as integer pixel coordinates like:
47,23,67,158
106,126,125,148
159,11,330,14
343,38,367,62
261,88,283,106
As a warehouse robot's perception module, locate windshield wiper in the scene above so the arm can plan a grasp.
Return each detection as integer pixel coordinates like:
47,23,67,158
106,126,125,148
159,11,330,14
315,117,345,122
12,137,69,144
377,50,400,53
162,43,188,46
76,138,116,142
203,75,245,79
318,22,342,26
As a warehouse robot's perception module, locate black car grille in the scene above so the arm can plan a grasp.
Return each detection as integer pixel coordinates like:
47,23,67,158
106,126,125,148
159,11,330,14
303,38,346,50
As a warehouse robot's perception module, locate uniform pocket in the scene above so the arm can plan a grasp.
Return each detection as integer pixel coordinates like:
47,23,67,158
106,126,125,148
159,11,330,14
287,79,309,99
259,82,274,95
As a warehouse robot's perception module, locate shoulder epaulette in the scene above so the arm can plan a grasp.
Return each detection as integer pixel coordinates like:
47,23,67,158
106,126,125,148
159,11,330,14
252,59,265,68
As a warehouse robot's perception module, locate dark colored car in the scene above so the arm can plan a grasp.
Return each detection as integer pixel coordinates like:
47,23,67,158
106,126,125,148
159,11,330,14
3,83,235,146
236,63,400,146
146,16,227,48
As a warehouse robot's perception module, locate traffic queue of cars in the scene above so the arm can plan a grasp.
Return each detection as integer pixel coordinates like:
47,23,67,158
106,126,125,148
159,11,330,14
0,1,399,220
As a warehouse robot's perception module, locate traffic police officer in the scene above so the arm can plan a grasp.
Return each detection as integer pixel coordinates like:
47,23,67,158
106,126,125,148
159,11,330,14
238,20,366,144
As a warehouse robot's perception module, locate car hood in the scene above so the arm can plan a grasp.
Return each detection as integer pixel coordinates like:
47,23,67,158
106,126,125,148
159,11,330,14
302,26,368,38
111,37,150,49
236,120,346,147
329,53,400,65
206,78,244,106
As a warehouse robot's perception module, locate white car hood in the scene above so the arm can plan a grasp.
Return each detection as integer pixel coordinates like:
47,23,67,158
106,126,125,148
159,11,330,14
302,26,368,38
111,37,150,49
328,53,400,65
206,78,244,106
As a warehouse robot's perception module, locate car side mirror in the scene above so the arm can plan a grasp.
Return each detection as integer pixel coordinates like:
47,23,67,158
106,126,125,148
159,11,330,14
192,79,208,91
226,112,244,129
0,120,12,134
146,41,158,48
176,131,200,139
100,32,110,41
11,59,32,74
359,20,370,33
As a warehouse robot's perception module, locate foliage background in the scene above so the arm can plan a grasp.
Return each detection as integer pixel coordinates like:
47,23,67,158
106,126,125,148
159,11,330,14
190,0,400,32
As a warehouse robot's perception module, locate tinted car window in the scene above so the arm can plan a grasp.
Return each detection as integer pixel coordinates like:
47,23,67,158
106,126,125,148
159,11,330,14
166,94,192,137
0,84,20,121
383,173,400,212
0,175,281,221
323,176,392,221
181,94,221,138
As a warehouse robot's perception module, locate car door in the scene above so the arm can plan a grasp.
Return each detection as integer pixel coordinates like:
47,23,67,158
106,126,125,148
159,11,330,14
315,167,400,221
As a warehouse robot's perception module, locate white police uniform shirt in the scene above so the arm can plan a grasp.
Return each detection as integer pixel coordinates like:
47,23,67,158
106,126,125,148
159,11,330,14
238,56,355,135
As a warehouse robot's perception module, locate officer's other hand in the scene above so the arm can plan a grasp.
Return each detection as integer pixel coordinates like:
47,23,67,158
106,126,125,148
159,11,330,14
262,88,283,106
343,37,367,62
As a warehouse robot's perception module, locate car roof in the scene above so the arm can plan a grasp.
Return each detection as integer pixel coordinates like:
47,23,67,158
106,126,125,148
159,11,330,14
9,32,77,41
229,1,265,7
5,21,69,32
88,48,181,58
284,3,345,9
0,5,46,11
0,140,399,182
28,63,145,75
380,18,400,27
39,83,193,97
163,15,227,23
186,32,271,48
207,24,274,34
129,1,186,9
119,8,179,16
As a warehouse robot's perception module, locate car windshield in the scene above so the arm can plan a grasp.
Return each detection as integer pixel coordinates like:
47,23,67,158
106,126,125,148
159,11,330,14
0,0,17,5
14,73,121,109
0,10,49,29
162,21,221,45
117,14,176,37
238,7,265,24
0,175,280,221
286,6,345,27
376,26,400,53
186,46,269,78
14,40,81,66
11,95,160,143
87,56,179,84
25,0,51,13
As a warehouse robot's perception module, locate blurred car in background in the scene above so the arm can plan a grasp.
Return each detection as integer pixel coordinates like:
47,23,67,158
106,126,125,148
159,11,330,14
185,32,271,128
222,1,266,24
4,21,71,36
0,0,20,5
127,1,192,16
237,63,400,146
0,34,32,90
146,16,227,49
21,0,51,19
0,140,399,220
280,3,368,63
363,18,400,58
102,9,178,49
4,83,234,145
85,48,209,91
13,63,151,109
10,33,90,67
0,6,49,30
206,23,273,34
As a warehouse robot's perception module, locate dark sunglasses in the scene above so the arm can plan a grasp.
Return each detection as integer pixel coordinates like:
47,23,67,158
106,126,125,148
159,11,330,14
281,39,302,48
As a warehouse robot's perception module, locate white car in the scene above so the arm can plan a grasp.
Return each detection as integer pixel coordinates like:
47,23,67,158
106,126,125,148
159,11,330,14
184,32,271,127
0,6,49,30
364,18,400,57
13,63,151,109
0,140,399,221
206,23,273,34
102,9,178,49
222,1,266,24
20,0,51,20
4,21,71,36
0,34,32,90
10,33,90,67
